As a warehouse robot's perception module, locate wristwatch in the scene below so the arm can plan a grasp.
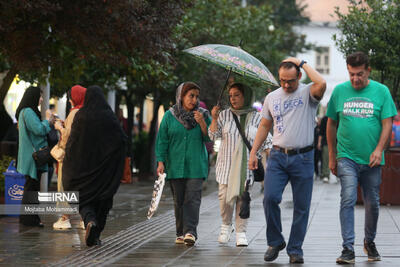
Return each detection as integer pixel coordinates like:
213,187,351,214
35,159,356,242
299,60,307,68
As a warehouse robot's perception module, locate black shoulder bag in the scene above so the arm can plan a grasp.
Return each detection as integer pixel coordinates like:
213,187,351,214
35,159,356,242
231,111,265,182
23,111,53,166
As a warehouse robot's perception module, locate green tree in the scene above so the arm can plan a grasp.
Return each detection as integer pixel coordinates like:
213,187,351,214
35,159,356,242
173,0,310,109
334,0,400,104
0,0,189,138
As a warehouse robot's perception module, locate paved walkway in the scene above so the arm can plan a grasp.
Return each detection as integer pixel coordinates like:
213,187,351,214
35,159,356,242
0,168,399,266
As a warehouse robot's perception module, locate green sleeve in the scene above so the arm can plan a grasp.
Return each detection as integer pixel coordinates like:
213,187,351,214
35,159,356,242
381,86,398,120
24,108,51,136
326,88,338,121
155,113,169,163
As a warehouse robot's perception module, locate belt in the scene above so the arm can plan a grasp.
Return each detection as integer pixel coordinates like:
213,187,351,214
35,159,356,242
273,145,314,155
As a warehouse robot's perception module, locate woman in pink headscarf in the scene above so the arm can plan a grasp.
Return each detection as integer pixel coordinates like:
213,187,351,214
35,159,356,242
51,85,87,230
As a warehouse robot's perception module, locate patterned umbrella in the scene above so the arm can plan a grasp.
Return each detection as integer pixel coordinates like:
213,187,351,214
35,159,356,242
183,44,278,102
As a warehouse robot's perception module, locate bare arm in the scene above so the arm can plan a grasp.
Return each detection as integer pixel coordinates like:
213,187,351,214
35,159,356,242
326,118,338,176
283,57,326,100
248,118,273,170
369,117,393,167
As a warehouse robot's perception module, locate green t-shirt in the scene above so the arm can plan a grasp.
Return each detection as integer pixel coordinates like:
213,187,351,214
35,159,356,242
326,80,397,165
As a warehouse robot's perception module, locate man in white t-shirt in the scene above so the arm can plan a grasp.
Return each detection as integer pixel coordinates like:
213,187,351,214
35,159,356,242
249,57,326,264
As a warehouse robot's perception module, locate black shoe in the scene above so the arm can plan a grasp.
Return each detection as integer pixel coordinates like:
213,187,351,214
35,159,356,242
85,221,98,247
364,239,381,261
336,248,355,264
95,238,102,246
264,242,286,262
289,254,304,264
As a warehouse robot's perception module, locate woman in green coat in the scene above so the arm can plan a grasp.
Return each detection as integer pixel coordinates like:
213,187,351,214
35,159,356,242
156,82,211,246
16,86,52,227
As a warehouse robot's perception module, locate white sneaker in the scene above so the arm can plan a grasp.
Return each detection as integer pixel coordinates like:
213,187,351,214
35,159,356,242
79,220,85,229
236,232,248,247
218,224,234,243
53,217,71,229
323,177,329,183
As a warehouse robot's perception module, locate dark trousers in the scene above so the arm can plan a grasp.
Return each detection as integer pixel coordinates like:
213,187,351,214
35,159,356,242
169,178,203,238
79,198,113,234
19,173,42,226
314,148,321,176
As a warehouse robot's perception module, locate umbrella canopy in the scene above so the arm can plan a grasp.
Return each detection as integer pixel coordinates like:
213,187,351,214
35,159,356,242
147,173,166,219
183,44,279,87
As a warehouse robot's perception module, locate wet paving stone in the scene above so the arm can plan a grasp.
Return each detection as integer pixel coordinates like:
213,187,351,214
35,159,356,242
0,168,399,266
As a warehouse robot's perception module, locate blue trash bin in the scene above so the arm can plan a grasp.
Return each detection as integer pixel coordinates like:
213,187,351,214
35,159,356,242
3,160,25,215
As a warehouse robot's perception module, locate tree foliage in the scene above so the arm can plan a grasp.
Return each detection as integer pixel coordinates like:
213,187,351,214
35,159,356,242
173,0,310,108
0,0,189,97
334,0,400,103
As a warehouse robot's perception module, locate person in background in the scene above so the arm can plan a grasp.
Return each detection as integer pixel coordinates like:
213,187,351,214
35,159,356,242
156,82,211,246
318,115,330,182
62,85,126,246
313,117,322,180
52,85,87,230
16,86,52,227
209,83,272,247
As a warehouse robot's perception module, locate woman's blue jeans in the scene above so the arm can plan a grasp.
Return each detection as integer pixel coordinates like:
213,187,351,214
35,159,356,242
337,157,381,251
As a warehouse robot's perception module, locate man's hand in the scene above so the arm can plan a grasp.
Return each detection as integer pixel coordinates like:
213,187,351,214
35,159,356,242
329,156,337,176
157,162,165,176
369,149,382,167
282,57,301,66
248,152,258,170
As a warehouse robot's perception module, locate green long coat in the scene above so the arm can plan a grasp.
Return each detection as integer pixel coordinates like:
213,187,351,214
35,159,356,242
17,108,50,180
155,110,211,179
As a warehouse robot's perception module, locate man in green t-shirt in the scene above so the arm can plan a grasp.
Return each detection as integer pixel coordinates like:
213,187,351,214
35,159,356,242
326,52,397,264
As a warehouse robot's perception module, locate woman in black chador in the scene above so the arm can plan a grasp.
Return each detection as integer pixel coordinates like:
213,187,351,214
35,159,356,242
62,85,126,246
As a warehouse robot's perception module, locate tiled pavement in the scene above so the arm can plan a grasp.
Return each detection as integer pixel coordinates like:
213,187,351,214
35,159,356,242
0,168,399,266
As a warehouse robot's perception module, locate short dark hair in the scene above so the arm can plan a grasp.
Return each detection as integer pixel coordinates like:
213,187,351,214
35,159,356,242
346,51,369,69
279,61,300,77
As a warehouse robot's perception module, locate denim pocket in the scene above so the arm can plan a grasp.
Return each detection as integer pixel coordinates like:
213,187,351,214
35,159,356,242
299,150,314,162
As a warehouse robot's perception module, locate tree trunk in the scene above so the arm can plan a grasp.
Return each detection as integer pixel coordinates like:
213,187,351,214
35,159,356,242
0,68,17,140
148,89,161,176
139,101,144,133
126,91,134,159
0,67,17,104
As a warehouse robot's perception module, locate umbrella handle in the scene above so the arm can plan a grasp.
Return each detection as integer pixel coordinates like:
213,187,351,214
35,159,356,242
217,68,232,106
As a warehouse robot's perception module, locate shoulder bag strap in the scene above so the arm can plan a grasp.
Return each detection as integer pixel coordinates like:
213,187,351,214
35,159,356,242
230,111,252,151
22,109,37,152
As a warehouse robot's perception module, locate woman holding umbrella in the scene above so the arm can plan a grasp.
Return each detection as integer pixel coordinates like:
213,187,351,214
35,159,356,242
209,83,271,246
156,82,211,246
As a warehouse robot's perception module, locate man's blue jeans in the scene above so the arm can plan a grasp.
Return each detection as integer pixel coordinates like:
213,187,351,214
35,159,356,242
263,148,314,256
337,157,381,251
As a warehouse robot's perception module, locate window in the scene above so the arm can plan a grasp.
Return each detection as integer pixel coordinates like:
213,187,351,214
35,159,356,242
315,47,330,75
